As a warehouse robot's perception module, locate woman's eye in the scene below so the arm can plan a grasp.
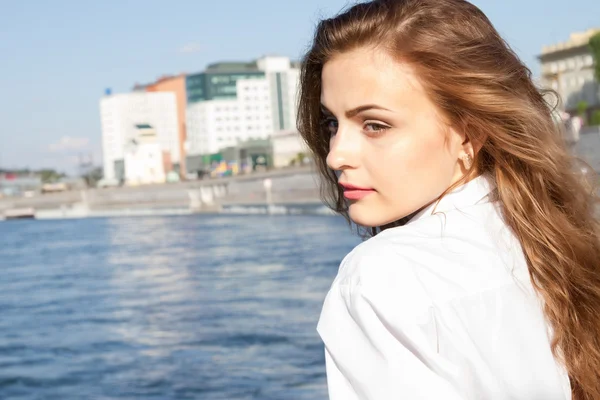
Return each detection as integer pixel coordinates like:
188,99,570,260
324,118,338,136
364,122,390,135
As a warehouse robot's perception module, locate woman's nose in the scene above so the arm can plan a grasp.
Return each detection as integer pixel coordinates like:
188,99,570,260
326,128,360,171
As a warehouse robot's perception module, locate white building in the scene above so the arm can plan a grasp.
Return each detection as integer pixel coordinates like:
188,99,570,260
100,91,179,181
271,129,309,168
539,28,600,112
185,56,300,160
186,78,272,155
124,124,165,185
258,56,300,133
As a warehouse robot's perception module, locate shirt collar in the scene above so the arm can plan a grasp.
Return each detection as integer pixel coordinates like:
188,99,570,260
406,174,497,224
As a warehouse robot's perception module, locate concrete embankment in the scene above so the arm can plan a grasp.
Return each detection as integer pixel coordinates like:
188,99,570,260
0,166,329,220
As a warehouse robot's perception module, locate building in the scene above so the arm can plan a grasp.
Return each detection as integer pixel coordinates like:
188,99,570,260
261,57,301,133
220,138,272,173
100,91,179,181
538,28,600,113
186,78,272,155
0,174,42,197
185,56,300,170
271,130,309,168
186,61,265,103
145,74,188,178
123,124,166,185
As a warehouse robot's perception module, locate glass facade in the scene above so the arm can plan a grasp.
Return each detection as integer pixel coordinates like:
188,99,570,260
186,72,265,103
275,73,285,130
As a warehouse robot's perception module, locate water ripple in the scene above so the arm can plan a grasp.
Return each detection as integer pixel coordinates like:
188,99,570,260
0,214,359,399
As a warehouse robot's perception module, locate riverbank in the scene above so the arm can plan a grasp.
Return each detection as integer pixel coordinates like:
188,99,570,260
0,166,328,220
0,201,332,221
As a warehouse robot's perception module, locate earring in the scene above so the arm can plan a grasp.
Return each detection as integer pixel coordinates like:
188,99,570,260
462,154,473,170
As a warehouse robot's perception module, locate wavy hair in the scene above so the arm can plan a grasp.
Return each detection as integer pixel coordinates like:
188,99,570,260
297,0,600,398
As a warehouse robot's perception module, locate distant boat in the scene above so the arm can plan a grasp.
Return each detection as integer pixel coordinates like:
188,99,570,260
4,208,36,220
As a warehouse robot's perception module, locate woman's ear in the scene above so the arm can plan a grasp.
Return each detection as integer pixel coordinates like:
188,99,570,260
468,132,486,157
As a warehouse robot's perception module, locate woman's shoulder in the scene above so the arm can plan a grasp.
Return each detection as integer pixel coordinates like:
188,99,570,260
335,232,437,310
336,207,526,307
341,204,500,278
337,233,415,284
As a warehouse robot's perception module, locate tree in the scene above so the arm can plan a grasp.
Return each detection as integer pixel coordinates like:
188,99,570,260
38,169,65,183
591,110,600,127
576,100,588,116
82,167,103,187
590,33,600,82
296,152,307,165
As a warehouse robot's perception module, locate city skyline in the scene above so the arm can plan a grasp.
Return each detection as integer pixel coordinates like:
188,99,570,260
1,0,599,174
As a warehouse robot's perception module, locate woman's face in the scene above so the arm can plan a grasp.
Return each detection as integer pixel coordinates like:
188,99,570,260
321,47,469,227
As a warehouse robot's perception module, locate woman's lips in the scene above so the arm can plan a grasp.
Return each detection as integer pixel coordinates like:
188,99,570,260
339,183,375,200
343,189,375,200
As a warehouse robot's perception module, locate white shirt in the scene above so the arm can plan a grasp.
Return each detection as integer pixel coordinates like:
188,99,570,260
317,175,572,400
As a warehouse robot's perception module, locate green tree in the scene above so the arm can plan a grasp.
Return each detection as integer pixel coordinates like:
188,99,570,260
591,110,600,127
576,100,588,116
590,33,600,82
38,169,65,183
296,152,307,165
82,167,103,187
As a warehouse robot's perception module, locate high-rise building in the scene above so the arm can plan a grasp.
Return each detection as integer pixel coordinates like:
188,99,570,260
145,74,188,178
185,56,300,164
100,91,178,181
259,57,300,133
538,28,600,113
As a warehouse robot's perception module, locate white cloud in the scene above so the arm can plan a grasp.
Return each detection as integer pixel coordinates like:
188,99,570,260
178,42,202,54
48,136,90,152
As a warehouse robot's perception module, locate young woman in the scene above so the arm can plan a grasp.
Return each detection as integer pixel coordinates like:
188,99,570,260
297,0,600,399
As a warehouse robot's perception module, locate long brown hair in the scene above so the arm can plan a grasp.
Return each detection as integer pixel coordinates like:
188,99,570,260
297,0,600,398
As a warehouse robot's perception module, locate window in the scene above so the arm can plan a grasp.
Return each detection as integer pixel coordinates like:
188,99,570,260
584,55,593,66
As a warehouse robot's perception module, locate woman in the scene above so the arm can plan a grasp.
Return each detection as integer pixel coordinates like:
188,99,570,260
297,0,600,399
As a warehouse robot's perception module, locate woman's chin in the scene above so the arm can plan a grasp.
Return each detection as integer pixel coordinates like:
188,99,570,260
347,200,411,229
347,202,386,228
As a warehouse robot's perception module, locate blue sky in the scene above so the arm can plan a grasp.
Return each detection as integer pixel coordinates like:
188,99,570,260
1,0,599,174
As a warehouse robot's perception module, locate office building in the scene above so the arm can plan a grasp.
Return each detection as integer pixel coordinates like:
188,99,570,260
185,56,300,164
